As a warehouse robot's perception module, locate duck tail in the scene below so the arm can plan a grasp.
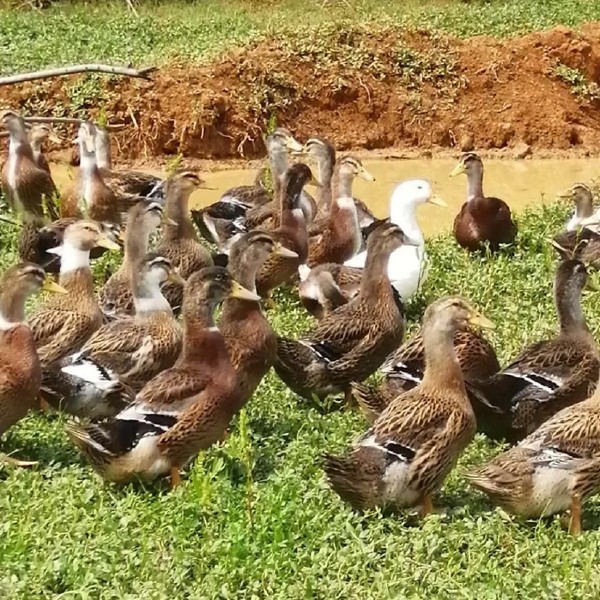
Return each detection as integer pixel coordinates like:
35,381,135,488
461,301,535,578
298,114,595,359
65,420,116,470
350,382,391,424
323,446,385,511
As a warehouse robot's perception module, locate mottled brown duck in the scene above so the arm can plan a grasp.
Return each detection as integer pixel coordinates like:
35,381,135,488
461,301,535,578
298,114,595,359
41,253,183,418
325,297,491,513
155,171,214,313
275,222,414,401
66,267,259,486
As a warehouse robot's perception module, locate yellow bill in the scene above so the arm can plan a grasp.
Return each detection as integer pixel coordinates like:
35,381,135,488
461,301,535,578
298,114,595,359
42,277,68,294
230,280,261,302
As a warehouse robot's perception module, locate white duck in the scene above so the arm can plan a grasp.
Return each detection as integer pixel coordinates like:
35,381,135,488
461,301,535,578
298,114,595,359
343,179,446,299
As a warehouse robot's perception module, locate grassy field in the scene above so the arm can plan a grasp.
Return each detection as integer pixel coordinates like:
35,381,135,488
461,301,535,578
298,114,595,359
1,0,600,74
4,200,600,598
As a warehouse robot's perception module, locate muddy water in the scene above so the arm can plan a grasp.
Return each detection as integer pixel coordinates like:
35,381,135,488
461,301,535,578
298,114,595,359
51,158,600,238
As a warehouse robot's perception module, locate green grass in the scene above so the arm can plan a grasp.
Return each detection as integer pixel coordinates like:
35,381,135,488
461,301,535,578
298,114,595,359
2,0,600,74
4,200,600,597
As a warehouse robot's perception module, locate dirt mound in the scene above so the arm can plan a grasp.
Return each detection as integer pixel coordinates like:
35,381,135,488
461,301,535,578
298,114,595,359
2,23,600,160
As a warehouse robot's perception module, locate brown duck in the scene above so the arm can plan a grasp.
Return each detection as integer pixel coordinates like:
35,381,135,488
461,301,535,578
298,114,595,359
0,263,66,464
41,253,183,418
451,152,517,251
324,297,492,513
220,230,296,400
352,327,500,424
28,220,119,367
255,163,313,297
275,222,415,401
156,171,214,312
66,267,259,486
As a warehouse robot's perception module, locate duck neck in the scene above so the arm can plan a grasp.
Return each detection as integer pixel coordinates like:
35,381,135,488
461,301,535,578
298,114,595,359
269,147,288,200
180,300,227,363
556,279,587,335
8,125,34,162
124,221,153,265
165,186,197,240
390,200,424,247
59,242,91,276
466,163,484,202
360,243,393,296
421,323,465,392
0,287,28,329
132,279,172,317
336,169,355,200
317,156,335,211
95,135,112,170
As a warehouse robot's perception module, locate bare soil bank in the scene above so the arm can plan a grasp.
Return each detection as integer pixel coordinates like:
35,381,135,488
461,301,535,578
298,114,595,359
2,23,600,161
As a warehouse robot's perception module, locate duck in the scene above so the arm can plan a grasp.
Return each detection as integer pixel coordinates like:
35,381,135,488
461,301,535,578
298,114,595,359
324,296,492,512
1,110,60,264
66,266,260,486
305,156,374,267
352,326,500,424
255,164,312,298
28,124,61,174
451,152,517,251
61,121,128,223
473,249,599,443
99,200,172,320
554,186,600,266
558,183,596,232
28,220,120,367
303,181,444,313
298,264,353,319
0,262,66,465
468,379,600,535
94,124,165,201
155,171,214,313
302,137,336,221
220,230,296,399
193,128,304,246
41,253,184,418
275,222,414,401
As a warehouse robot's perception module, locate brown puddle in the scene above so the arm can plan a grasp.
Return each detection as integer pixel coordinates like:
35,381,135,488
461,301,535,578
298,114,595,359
50,158,600,238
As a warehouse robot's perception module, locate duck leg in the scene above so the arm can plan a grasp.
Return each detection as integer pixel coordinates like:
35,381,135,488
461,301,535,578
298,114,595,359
569,494,582,535
170,466,181,489
419,494,433,518
0,453,38,468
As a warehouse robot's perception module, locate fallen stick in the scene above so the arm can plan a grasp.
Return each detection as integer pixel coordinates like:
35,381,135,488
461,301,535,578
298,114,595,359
0,64,156,87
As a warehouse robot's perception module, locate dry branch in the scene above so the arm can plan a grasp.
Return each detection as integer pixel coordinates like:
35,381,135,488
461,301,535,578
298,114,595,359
0,64,156,87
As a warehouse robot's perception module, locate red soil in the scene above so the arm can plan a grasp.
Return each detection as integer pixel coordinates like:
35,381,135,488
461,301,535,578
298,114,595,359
2,23,600,161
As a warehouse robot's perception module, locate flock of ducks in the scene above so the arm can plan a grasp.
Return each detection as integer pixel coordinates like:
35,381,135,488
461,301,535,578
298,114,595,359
2,107,600,535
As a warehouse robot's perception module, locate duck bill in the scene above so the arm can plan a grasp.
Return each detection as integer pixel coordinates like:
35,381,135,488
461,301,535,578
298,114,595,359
469,312,495,330
286,136,304,153
96,233,120,251
556,188,575,201
274,242,298,258
359,167,376,182
402,235,422,247
450,162,466,177
308,174,322,188
230,281,261,302
161,215,178,227
42,277,68,294
427,195,447,207
167,270,186,285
